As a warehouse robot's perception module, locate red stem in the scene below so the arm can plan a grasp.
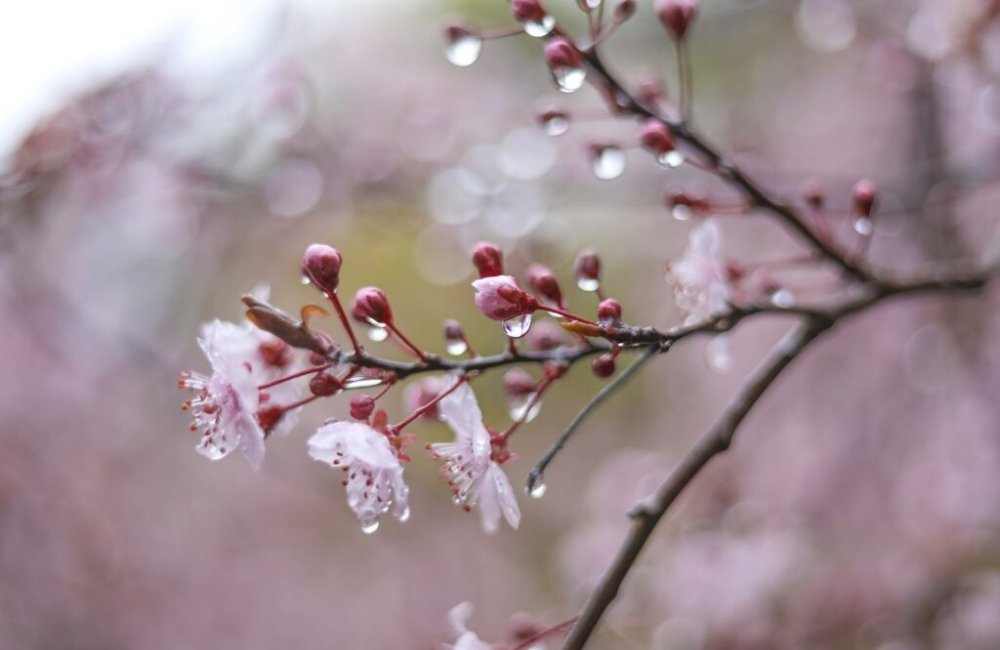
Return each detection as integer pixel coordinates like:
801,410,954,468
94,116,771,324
326,292,362,356
541,305,599,326
257,363,331,390
392,375,467,430
387,322,430,363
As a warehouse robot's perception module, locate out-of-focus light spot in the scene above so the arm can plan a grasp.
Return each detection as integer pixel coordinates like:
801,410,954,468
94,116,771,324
264,157,323,217
413,224,472,286
905,6,954,62
796,0,856,53
498,127,555,181
481,182,546,238
426,168,482,225
398,108,457,163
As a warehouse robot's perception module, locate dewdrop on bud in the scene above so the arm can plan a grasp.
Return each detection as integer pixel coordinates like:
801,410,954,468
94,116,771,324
350,395,376,421
512,0,556,37
351,287,393,328
536,106,570,136
443,319,468,356
574,249,602,292
592,353,616,378
472,241,504,278
544,38,587,93
597,298,622,322
505,369,541,422
852,179,877,217
527,263,563,308
444,22,482,67
614,0,637,22
655,0,697,40
302,244,343,294
640,118,683,167
472,275,539,338
589,143,625,180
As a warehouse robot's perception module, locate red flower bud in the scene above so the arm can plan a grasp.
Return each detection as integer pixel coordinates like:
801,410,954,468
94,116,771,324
504,368,538,397
526,263,563,306
592,353,616,378
574,249,602,291
350,395,376,421
309,372,341,397
543,37,583,70
852,179,877,217
302,244,343,293
655,0,697,40
639,118,675,155
512,0,547,22
472,241,504,278
614,0,637,22
472,275,539,321
597,298,622,322
351,287,393,326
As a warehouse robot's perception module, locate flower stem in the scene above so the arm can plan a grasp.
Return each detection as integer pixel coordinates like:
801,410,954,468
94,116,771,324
392,374,467,430
387,322,430,363
326,291,362,356
257,363,331,390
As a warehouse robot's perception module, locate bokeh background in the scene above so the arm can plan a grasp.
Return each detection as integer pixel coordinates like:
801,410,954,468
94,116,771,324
2,0,1000,648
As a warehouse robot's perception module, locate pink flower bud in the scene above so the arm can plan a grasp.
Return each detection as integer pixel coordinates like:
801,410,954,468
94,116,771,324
655,0,697,40
512,0,547,22
309,372,341,397
639,118,675,155
504,368,538,398
526,263,563,306
597,298,622,322
472,241,504,278
574,249,602,291
592,353,616,378
472,275,539,321
351,287,393,326
636,78,666,105
444,319,464,342
444,22,475,45
614,0,637,22
302,244,343,293
350,395,376,421
544,37,583,71
852,179,877,217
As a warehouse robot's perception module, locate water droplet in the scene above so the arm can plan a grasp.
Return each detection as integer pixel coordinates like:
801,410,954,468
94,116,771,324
502,313,533,338
672,205,692,221
397,506,411,522
577,277,600,292
528,478,547,499
706,334,733,372
591,146,625,180
553,66,587,93
542,115,570,136
770,289,795,308
509,396,542,423
585,0,602,8
853,217,873,236
446,340,468,356
658,150,685,168
300,275,312,285
344,376,386,390
360,518,380,534
446,33,482,67
367,325,389,342
522,14,556,37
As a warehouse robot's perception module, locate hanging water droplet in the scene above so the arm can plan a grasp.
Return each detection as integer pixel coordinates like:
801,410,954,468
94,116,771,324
706,334,733,372
853,217,873,236
591,146,625,180
360,517,380,534
509,396,542,423
446,33,482,67
576,276,600,292
367,325,389,342
770,289,796,308
528,478,547,499
553,66,587,93
542,115,569,136
446,340,468,356
585,0,602,8
397,506,411,523
300,275,312,285
657,150,685,168
502,313,533,338
672,204,692,221
522,14,556,37
343,376,386,390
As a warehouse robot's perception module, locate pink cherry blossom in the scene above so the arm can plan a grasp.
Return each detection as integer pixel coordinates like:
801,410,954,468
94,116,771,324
429,381,520,533
308,420,409,532
471,275,538,322
666,219,732,325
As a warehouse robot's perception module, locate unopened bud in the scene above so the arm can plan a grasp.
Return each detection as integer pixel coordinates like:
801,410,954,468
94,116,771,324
574,249,602,292
302,244,343,293
351,287,393,326
472,241,504,278
472,275,539,321
350,395,376,421
639,118,675,155
597,298,622,322
309,372,341,397
852,179,877,217
504,369,538,397
614,0,637,22
526,263,563,306
592,353,616,378
655,0,697,40
512,0,547,22
544,37,583,70
636,78,665,105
